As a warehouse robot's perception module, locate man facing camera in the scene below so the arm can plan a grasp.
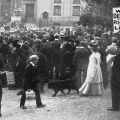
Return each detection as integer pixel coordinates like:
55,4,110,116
20,55,45,109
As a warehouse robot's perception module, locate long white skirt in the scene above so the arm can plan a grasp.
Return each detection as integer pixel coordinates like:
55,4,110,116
79,82,104,96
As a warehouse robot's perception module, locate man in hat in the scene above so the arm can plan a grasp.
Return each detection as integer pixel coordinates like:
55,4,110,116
107,41,120,111
9,39,23,88
0,81,1,117
0,36,9,64
20,55,45,109
106,37,118,82
54,32,61,41
0,53,5,117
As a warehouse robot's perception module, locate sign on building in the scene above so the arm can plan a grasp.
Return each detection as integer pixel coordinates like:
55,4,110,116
113,7,120,33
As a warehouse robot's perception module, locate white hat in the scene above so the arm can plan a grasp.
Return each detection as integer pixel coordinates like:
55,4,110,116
60,31,65,36
54,33,60,37
29,55,39,61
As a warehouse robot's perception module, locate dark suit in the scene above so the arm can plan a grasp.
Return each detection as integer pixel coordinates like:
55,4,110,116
20,63,43,107
111,52,120,110
0,42,9,63
0,55,4,114
0,77,2,114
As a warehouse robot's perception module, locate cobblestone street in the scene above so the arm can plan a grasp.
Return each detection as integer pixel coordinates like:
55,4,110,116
0,85,120,120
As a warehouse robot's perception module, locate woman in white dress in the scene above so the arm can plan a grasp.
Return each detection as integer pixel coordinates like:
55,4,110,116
79,41,104,96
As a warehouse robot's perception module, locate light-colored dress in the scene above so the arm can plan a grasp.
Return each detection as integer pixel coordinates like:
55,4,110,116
79,52,104,95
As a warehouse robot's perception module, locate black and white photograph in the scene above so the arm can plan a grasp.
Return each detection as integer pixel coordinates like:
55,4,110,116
0,0,120,119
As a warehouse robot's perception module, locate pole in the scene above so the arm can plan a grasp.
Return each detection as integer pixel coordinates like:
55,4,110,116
104,0,107,18
15,0,16,9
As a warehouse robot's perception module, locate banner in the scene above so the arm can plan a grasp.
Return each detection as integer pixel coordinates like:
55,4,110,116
113,7,120,33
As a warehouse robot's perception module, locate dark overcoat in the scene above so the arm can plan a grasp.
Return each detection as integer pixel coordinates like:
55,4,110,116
111,52,120,87
22,63,39,90
111,52,120,109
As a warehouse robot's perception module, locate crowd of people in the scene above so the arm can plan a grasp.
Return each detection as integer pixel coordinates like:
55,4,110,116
0,23,113,88
0,21,120,116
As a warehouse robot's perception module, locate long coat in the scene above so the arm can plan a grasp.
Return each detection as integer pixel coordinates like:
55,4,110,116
111,53,120,86
22,63,39,90
85,52,103,83
73,47,90,88
79,52,104,95
37,52,49,83
111,52,120,109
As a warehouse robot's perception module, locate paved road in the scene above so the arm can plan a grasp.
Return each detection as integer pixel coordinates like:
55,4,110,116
1,86,120,120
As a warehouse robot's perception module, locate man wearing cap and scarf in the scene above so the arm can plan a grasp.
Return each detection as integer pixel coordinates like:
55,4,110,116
20,55,45,109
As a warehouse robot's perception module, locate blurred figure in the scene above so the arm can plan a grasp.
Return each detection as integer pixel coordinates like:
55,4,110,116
73,41,90,89
0,79,2,117
0,53,5,117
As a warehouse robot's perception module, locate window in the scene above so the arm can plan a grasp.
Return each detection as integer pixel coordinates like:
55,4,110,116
73,0,81,4
54,0,61,3
72,6,80,16
53,6,61,16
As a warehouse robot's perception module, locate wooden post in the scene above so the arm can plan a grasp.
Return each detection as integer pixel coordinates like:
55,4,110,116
53,66,56,79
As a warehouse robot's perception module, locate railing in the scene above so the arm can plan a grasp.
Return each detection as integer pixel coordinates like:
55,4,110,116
48,17,79,21
22,16,79,27
39,17,79,26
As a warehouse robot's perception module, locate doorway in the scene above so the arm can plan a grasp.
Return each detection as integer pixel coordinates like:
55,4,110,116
26,3,34,22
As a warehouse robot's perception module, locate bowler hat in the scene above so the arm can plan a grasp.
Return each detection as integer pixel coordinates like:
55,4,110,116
34,39,42,45
89,40,98,48
80,41,87,46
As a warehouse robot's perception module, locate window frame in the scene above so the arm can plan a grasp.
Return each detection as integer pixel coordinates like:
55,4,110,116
73,0,81,4
53,5,61,16
72,6,80,16
54,0,62,4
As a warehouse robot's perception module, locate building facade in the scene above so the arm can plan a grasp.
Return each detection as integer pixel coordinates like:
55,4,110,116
0,0,11,24
21,0,87,26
